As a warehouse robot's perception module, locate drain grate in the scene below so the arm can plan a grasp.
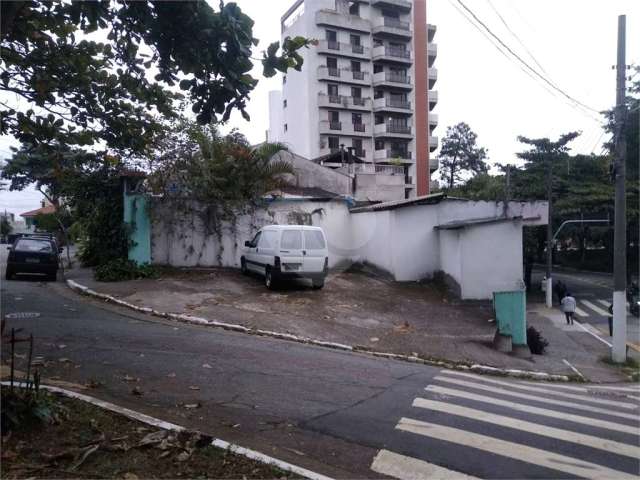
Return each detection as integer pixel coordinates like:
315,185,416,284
4,312,41,319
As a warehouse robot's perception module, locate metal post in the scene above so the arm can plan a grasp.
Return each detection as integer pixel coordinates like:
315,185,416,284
546,158,553,308
612,15,627,363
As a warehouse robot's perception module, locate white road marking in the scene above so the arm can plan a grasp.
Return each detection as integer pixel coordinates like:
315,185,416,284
412,398,640,459
439,371,636,409
519,381,587,392
370,449,478,480
562,359,585,380
573,306,589,317
396,417,636,480
598,299,612,308
425,385,640,435
581,299,611,317
574,320,613,347
588,385,640,393
434,376,639,420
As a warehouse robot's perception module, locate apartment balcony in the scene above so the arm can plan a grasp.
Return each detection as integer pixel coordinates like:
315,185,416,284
374,122,413,139
429,156,439,171
373,71,413,90
318,93,372,111
428,42,437,67
429,135,439,152
372,45,413,65
429,113,438,129
372,16,412,40
374,149,413,164
373,96,412,114
371,0,412,12
316,10,370,34
317,66,371,86
428,24,437,42
354,163,405,176
319,120,371,138
428,67,438,88
429,90,438,110
316,40,371,60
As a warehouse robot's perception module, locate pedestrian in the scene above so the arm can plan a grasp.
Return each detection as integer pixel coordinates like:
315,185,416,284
561,292,576,325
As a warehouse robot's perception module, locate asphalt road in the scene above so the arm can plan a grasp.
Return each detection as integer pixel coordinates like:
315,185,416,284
533,268,640,351
2,258,639,479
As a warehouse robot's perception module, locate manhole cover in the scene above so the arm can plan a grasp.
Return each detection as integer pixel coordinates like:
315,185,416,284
4,312,41,319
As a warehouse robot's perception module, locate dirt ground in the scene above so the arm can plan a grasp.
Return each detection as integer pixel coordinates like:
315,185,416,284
1,390,295,479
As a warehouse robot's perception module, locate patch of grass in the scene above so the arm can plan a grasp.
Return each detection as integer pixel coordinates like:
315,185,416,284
599,355,640,381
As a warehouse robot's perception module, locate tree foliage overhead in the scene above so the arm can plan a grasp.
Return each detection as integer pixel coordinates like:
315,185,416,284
438,122,488,189
0,0,313,153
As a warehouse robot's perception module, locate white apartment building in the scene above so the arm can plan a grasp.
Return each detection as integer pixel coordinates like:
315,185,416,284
268,0,438,198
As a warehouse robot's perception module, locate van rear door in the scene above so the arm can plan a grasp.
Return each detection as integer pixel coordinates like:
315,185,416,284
302,228,327,273
279,228,304,273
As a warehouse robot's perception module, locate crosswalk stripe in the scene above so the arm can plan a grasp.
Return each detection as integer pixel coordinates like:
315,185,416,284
589,385,640,393
519,381,587,392
413,397,640,459
439,371,638,409
434,376,640,420
371,449,478,480
580,299,610,316
597,299,611,308
573,306,589,317
426,385,640,435
396,417,637,479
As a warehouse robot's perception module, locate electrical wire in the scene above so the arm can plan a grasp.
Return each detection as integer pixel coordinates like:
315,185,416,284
484,0,549,76
455,0,601,119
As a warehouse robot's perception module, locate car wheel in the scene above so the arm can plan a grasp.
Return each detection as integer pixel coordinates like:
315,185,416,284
5,269,13,281
265,267,276,290
240,257,248,275
312,278,325,290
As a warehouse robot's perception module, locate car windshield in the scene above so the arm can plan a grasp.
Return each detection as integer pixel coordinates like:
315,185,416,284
15,239,53,253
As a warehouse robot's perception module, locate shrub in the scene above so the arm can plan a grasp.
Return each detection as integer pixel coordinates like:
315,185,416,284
527,326,549,355
94,259,159,282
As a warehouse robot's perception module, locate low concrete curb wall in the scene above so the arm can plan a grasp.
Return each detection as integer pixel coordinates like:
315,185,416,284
2,381,333,480
66,279,571,382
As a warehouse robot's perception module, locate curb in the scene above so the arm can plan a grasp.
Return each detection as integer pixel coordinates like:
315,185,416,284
2,381,333,480
66,279,571,382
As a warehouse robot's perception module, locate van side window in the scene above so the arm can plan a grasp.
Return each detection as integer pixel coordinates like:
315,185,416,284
304,230,326,249
251,232,261,246
281,230,302,249
258,230,277,248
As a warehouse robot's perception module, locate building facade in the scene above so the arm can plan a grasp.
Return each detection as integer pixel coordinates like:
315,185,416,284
267,0,438,198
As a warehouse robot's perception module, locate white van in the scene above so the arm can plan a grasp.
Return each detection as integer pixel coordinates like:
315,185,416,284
241,225,329,289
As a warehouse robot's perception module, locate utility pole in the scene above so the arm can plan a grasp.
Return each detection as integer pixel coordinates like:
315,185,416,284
545,156,553,308
612,14,627,363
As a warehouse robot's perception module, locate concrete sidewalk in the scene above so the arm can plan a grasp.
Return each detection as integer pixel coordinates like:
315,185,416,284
64,265,630,382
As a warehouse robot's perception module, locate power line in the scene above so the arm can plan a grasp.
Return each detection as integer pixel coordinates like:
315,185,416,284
455,0,601,117
484,0,549,76
447,0,603,124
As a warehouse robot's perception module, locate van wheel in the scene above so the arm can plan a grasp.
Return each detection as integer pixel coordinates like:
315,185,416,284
312,278,325,290
265,267,276,290
240,257,248,275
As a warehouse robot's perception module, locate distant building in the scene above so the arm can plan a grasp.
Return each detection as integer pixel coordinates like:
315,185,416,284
267,0,438,200
20,200,56,231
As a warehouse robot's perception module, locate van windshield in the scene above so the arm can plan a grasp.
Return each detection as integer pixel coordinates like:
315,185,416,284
304,230,326,249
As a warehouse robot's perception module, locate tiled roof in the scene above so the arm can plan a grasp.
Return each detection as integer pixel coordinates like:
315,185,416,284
20,205,56,217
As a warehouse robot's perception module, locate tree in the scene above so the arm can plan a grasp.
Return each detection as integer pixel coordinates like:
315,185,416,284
0,216,12,237
439,122,488,189
1,1,312,154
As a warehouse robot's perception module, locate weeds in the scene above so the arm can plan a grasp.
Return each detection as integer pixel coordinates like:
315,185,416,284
527,326,549,355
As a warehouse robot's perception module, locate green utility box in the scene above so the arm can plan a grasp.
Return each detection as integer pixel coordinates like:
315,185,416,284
493,290,527,346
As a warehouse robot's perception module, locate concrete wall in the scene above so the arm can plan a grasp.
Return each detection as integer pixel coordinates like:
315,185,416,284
274,151,351,196
150,199,352,269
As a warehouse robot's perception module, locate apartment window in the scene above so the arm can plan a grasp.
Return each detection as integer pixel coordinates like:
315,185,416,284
329,111,341,131
352,139,363,156
328,83,340,103
352,113,362,125
284,124,288,132
351,60,364,80
375,139,385,151
348,2,360,16
350,61,361,72
374,89,384,99
373,38,383,47
328,136,340,151
326,29,339,50
373,64,383,74
350,34,363,54
283,99,287,108
326,57,339,77
351,87,361,98
375,114,384,125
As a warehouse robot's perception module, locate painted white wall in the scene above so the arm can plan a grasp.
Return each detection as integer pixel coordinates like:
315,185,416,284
267,90,283,143
459,220,524,299
438,229,462,295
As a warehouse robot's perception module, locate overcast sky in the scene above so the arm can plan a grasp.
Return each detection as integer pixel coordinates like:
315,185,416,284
2,0,638,215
